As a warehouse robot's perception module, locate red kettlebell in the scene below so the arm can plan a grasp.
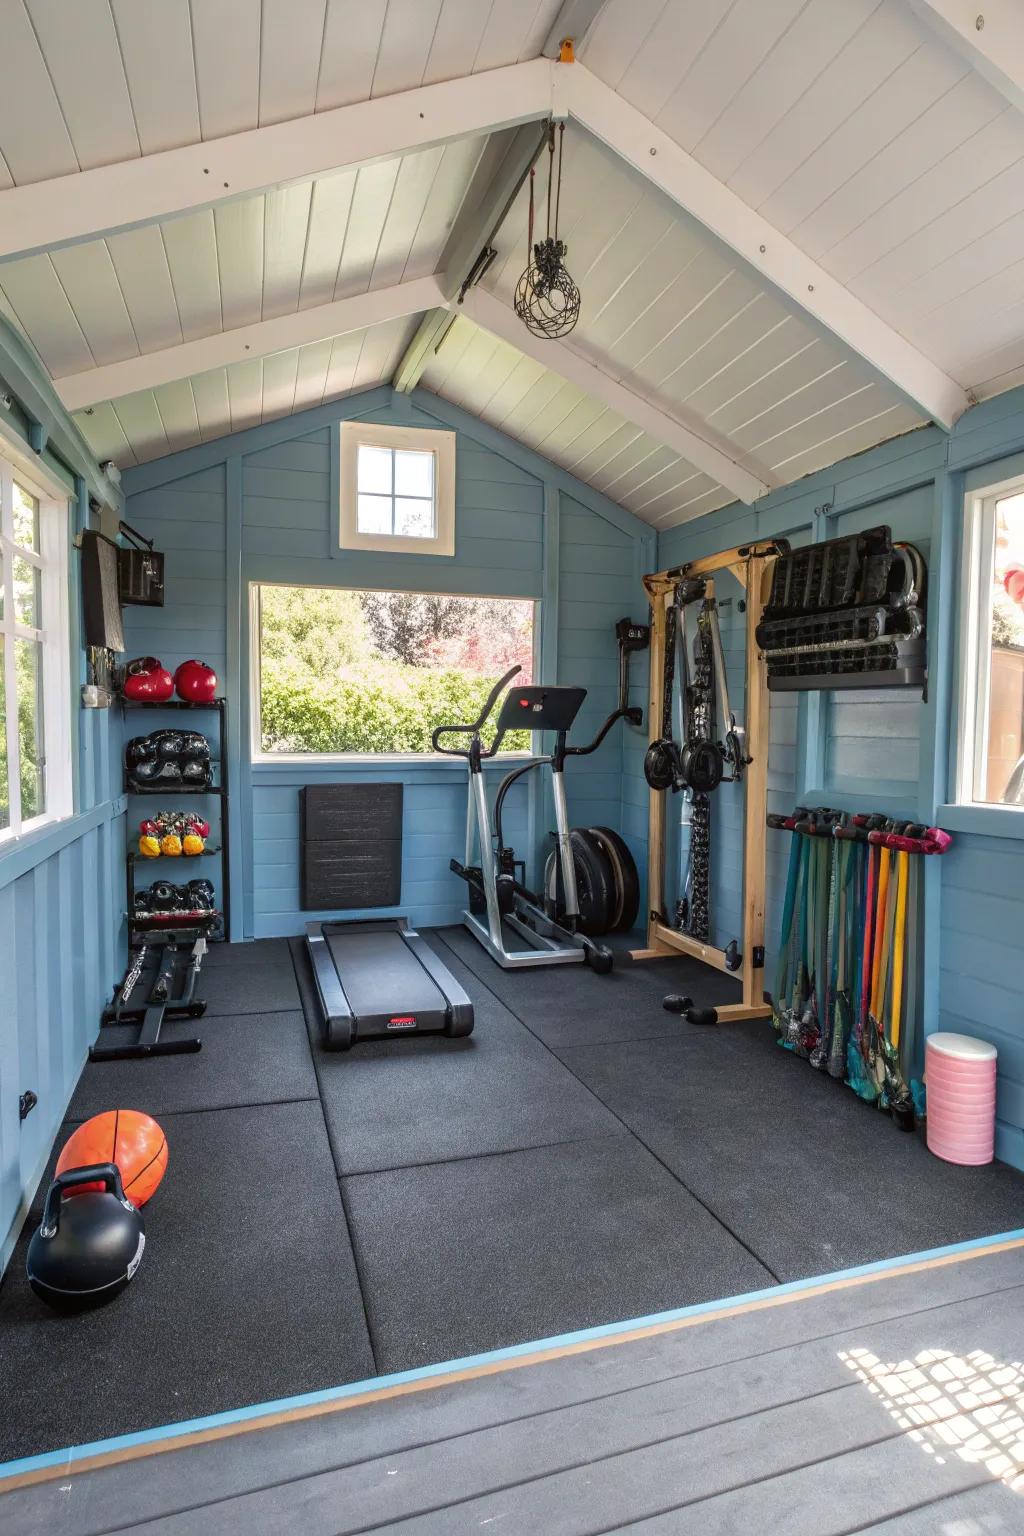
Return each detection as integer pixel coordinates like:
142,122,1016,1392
123,657,174,702
174,660,218,703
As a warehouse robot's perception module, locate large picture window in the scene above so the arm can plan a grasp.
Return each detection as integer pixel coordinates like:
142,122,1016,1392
253,584,535,757
0,451,71,841
958,476,1024,807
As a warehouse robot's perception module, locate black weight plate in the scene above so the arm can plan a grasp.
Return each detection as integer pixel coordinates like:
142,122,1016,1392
588,826,640,932
545,831,616,937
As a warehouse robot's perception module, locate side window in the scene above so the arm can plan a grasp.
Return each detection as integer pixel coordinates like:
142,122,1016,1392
0,456,72,840
958,481,1024,807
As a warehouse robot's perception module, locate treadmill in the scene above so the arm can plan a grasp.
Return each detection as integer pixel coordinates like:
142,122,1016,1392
305,918,474,1050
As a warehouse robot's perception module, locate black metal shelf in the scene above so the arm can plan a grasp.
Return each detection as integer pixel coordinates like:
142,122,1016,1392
123,696,231,944
131,848,222,861
121,696,228,710
125,782,225,796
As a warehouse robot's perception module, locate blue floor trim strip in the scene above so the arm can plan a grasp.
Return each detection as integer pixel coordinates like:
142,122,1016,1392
3,1226,1022,1483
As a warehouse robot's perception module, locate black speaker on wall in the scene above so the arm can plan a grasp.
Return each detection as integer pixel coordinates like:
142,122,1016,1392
300,783,403,910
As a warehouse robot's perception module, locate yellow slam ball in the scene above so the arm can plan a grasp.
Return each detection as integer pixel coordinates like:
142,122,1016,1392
160,833,183,857
139,834,161,858
182,833,204,856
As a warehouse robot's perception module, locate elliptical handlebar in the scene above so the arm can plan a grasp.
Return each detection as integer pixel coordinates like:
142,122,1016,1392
431,664,522,758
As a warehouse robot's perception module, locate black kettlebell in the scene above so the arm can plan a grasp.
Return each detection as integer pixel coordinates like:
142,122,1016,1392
27,1164,146,1312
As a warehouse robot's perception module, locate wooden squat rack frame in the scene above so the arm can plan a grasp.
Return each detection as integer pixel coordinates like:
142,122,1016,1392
631,542,780,1024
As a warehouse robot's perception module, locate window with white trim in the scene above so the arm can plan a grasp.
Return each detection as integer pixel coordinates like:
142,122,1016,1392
339,421,455,557
0,452,72,841
957,476,1024,807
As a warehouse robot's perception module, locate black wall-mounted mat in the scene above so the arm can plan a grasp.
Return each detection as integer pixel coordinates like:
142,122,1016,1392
301,783,403,910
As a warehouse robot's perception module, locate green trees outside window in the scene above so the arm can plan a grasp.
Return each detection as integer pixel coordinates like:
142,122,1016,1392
257,585,535,755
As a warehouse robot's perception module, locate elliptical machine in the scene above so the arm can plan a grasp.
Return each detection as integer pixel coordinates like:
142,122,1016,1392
433,669,628,973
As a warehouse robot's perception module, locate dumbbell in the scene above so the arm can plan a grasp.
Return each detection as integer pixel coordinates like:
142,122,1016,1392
662,994,718,1026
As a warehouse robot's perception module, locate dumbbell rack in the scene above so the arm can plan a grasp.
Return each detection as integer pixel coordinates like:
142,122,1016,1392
122,696,231,945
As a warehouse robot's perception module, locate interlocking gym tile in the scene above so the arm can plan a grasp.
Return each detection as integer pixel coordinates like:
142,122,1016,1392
343,1133,773,1373
69,1009,319,1120
0,1100,374,1463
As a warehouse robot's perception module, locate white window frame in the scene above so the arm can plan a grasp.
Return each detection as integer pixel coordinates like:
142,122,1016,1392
955,472,1024,809
339,421,456,557
248,581,538,764
0,441,73,844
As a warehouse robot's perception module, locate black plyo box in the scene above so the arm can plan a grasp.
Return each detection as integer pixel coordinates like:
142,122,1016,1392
300,783,403,911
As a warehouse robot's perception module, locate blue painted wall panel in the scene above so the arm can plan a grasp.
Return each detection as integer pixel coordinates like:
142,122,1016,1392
121,389,651,942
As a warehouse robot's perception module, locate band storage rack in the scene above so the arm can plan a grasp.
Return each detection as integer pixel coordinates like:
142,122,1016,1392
121,695,231,946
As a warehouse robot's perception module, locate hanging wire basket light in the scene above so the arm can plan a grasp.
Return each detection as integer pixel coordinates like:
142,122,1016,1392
514,122,580,340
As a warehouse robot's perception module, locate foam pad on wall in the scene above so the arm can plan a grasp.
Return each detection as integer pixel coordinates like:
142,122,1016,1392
300,782,403,910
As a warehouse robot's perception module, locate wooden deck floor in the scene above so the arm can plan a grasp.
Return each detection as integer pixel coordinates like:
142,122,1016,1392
2,1236,1023,1534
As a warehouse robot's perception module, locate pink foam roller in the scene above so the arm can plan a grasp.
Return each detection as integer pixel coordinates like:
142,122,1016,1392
926,1033,997,1166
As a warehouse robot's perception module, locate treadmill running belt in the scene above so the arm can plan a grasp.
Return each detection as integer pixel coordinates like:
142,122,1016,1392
325,929,446,1024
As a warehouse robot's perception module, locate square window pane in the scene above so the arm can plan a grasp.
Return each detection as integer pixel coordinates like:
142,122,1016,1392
357,444,393,495
16,637,44,819
393,498,436,539
0,642,8,831
13,482,40,551
357,494,393,535
394,449,433,499
13,555,40,627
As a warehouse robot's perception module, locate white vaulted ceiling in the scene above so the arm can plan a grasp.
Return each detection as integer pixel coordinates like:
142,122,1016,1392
1,0,1023,525
0,1,561,181
582,0,1024,400
0,137,487,376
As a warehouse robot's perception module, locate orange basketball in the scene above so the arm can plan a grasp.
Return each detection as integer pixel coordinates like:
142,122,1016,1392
56,1110,168,1207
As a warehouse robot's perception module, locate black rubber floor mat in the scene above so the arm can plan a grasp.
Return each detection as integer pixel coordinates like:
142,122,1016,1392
343,1133,773,1374
0,1100,374,1463
290,936,621,1176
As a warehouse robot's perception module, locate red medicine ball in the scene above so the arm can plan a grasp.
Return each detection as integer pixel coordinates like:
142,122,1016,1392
174,659,218,703
123,656,174,702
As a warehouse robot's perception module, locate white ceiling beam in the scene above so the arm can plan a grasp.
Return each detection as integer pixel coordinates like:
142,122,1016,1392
0,60,556,265
907,0,1024,114
55,276,443,411
438,123,549,303
393,310,453,395
394,122,548,392
458,287,774,506
564,64,969,430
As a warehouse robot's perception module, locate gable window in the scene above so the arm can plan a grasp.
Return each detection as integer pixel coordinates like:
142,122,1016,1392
251,583,535,759
339,422,455,557
957,476,1024,807
0,451,72,842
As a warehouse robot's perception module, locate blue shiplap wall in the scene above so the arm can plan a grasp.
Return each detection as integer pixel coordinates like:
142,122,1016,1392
0,364,126,1272
121,387,653,943
659,397,1024,1172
